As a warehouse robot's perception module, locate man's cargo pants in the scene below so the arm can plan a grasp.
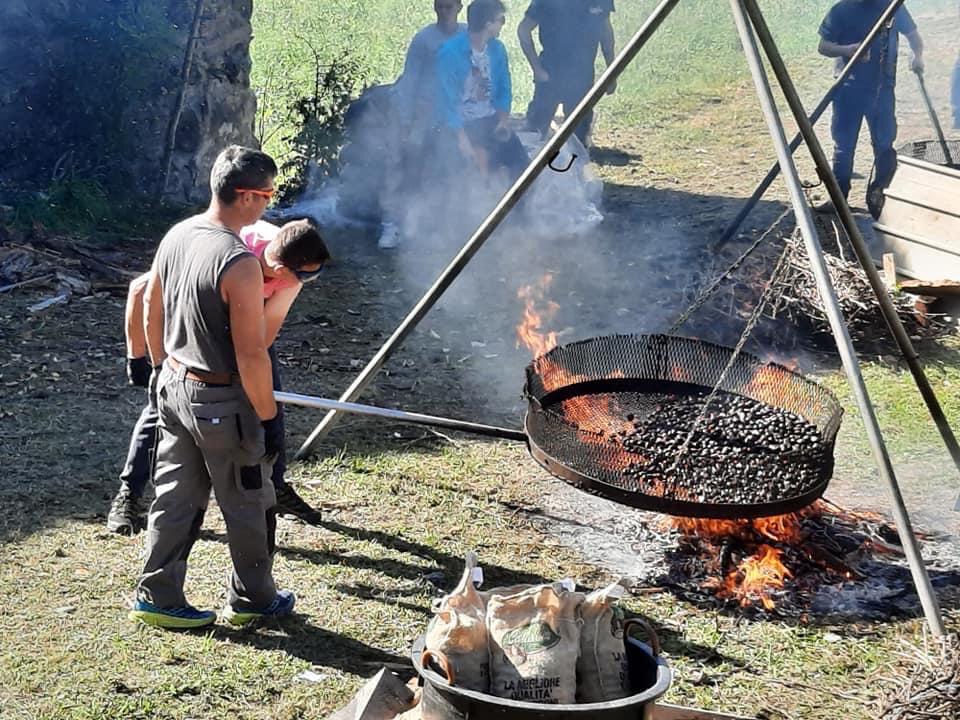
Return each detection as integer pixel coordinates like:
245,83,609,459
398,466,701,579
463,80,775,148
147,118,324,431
135,362,278,611
119,345,288,500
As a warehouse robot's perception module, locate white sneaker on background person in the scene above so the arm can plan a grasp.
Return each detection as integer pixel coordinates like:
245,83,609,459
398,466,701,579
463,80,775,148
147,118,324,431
378,222,400,249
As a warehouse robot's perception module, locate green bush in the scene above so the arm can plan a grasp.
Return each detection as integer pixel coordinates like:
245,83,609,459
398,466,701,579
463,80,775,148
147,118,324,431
273,51,364,200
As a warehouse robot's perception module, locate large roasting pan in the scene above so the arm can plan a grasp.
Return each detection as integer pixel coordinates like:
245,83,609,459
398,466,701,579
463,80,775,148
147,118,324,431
279,334,842,520
523,334,843,519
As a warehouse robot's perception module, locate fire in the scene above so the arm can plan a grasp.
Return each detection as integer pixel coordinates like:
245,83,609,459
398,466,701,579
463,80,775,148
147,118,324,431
743,364,788,407
516,275,559,358
670,504,824,610
722,544,792,610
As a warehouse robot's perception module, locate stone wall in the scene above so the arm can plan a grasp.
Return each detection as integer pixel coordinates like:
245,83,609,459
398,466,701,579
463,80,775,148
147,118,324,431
0,0,257,205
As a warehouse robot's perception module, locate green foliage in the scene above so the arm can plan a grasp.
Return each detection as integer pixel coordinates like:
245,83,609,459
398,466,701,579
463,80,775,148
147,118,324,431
250,11,369,193
250,0,838,154
10,179,185,237
276,52,365,201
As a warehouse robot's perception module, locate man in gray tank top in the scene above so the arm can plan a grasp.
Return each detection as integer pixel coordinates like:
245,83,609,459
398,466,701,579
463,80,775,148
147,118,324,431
130,146,294,629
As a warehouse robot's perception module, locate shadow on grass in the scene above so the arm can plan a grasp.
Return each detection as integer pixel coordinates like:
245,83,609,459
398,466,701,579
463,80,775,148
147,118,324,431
201,520,553,592
210,615,413,677
591,146,638,167
650,621,755,673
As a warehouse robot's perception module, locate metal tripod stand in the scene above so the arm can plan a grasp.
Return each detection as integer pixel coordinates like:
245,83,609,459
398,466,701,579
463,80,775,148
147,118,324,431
285,0,950,636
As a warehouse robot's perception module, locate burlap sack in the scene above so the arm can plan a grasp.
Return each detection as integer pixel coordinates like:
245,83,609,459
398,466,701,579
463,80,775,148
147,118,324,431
576,580,630,703
423,553,489,692
486,583,583,704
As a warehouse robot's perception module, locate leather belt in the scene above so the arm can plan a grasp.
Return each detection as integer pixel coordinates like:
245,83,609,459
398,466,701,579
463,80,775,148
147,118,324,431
167,356,236,386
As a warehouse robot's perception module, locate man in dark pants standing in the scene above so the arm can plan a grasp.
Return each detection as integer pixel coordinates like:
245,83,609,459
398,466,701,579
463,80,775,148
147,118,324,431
817,0,923,210
519,0,616,146
130,146,296,629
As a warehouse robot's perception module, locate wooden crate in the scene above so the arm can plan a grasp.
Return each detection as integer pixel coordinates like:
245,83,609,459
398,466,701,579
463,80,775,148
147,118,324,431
872,154,960,281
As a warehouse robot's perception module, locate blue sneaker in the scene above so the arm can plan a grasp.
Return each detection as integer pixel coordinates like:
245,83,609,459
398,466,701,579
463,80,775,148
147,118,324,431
222,590,296,626
129,599,216,629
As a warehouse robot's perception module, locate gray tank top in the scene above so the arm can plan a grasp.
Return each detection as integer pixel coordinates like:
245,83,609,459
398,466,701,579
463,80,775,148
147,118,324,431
153,215,251,374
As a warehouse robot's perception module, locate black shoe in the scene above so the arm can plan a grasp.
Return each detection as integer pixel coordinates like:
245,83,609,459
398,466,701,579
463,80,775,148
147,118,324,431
106,487,150,535
813,200,836,214
274,484,323,525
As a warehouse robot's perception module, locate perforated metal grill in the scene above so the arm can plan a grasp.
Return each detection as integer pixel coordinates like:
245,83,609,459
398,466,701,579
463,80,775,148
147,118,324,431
899,139,960,169
523,335,843,519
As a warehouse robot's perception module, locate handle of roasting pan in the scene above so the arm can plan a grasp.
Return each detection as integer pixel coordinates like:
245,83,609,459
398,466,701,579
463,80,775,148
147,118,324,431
275,391,527,442
421,649,456,685
624,617,661,657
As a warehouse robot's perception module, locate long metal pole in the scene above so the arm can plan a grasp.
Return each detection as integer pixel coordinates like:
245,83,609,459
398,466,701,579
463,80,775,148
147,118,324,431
714,0,906,247
731,0,945,637
741,0,960,512
276,391,525,441
914,70,955,166
295,0,682,459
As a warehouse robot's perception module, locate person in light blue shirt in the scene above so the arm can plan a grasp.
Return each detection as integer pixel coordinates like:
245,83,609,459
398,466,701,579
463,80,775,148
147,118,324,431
436,0,528,179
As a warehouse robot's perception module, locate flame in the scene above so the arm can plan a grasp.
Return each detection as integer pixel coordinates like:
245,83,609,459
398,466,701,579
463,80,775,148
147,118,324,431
743,365,788,407
516,275,559,357
722,544,792,610
672,517,755,541
670,504,822,609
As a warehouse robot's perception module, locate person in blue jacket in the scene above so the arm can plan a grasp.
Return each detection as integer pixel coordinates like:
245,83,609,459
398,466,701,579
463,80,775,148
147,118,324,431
817,0,923,209
436,0,528,180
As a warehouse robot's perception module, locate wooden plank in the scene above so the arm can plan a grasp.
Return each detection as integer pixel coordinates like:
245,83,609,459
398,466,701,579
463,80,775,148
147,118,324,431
886,164,960,218
898,278,960,297
653,702,757,720
873,223,960,281
879,198,960,247
882,253,897,291
870,151,960,284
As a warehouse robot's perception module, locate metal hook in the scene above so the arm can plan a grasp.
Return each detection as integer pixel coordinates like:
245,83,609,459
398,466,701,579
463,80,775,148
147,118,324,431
548,151,577,173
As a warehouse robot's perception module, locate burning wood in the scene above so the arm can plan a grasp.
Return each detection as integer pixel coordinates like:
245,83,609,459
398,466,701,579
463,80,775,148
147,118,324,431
649,501,960,616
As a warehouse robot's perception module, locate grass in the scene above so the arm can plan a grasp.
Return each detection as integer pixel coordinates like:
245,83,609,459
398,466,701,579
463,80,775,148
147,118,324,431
1,432,953,720
249,0,841,168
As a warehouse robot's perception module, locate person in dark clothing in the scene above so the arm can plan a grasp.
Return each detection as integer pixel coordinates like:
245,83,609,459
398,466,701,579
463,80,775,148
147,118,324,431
817,0,923,208
519,0,616,145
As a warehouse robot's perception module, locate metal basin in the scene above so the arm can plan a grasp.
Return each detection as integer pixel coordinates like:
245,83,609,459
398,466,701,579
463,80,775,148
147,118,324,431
411,625,672,720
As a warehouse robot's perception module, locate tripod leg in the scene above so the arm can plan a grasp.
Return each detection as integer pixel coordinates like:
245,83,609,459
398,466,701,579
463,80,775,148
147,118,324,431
731,0,946,637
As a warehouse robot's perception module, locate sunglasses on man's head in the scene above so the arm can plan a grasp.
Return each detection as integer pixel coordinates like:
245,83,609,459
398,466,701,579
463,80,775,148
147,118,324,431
294,265,324,283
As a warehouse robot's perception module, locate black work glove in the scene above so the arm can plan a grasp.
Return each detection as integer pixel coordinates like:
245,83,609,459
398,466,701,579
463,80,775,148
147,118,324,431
262,413,284,465
147,365,162,410
126,356,151,388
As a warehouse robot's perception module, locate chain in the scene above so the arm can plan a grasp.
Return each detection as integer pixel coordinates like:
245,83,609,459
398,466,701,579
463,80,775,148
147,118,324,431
665,234,796,483
668,207,793,337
